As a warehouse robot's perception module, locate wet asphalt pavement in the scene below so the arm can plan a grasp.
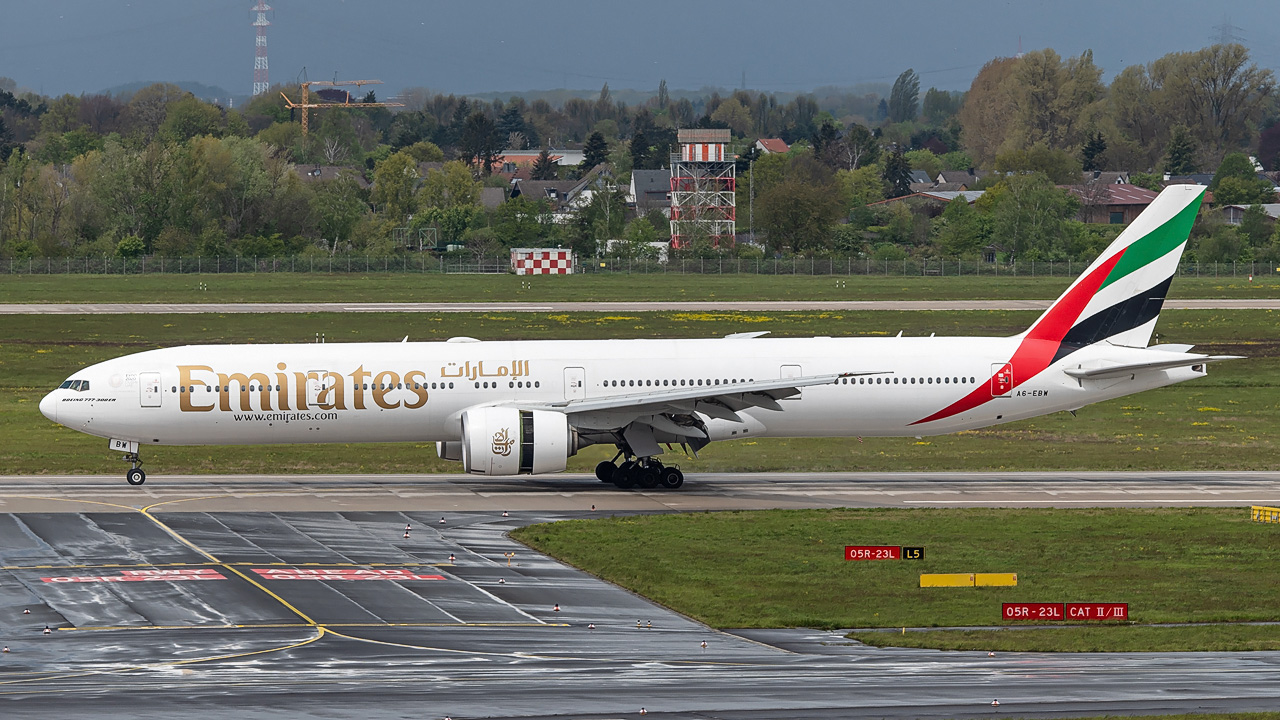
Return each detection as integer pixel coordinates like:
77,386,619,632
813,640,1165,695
0,500,1278,717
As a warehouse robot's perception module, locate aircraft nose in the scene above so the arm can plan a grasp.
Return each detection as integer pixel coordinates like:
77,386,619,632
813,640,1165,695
39,392,58,423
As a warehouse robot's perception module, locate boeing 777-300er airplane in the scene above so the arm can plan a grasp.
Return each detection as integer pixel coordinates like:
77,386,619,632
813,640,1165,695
41,184,1237,489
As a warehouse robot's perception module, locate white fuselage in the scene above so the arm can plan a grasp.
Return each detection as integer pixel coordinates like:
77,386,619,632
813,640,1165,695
40,335,1203,449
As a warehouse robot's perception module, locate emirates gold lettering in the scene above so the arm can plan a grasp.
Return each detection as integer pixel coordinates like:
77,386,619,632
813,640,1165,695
176,363,452,413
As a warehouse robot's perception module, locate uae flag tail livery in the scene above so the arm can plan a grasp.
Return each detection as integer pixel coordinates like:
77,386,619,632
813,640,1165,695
916,184,1223,426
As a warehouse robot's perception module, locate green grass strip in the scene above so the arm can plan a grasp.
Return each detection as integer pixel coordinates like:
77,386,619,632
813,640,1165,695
512,508,1280,649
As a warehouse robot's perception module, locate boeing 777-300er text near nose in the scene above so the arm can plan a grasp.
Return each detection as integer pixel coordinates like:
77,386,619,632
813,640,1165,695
41,185,1238,489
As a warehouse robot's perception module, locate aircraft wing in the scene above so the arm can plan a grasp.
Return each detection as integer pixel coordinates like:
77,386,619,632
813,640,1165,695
1064,354,1242,380
523,371,879,419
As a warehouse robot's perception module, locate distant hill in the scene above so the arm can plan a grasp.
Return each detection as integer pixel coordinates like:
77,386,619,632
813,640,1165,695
100,80,245,105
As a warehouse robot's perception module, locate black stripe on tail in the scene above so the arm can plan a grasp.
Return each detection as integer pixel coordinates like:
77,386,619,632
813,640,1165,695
1052,275,1173,363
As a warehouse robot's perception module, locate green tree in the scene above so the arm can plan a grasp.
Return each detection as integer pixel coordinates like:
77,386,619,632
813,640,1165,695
904,149,940,179
370,149,419,221
922,88,962,125
401,141,444,163
835,166,884,210
1129,172,1163,191
1237,203,1271,247
460,111,501,176
933,197,987,256
419,160,481,210
580,131,609,173
881,148,913,198
492,196,552,247
257,121,305,162
160,95,223,142
531,148,558,180
994,142,1083,184
940,151,973,171
116,234,145,257
756,178,843,254
629,129,650,171
957,57,1021,166
1163,126,1198,175
986,173,1080,261
1005,49,1105,153
1210,152,1257,190
888,69,921,123
1080,131,1107,171
1213,175,1276,205
314,175,367,251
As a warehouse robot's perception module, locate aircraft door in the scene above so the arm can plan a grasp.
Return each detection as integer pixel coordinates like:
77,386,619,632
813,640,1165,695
140,372,162,407
564,367,585,401
306,371,327,407
780,364,802,398
990,362,1013,397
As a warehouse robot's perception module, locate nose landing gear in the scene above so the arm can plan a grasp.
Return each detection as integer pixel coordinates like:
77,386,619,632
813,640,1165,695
122,452,146,486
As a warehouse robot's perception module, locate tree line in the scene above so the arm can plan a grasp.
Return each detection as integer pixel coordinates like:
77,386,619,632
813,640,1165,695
1,42,1279,264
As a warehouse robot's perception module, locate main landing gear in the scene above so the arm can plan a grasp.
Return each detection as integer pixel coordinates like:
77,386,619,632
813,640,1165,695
122,451,146,486
595,458,684,491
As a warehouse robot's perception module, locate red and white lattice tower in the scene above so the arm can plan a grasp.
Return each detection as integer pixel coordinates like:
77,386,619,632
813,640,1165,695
670,129,736,248
251,1,271,95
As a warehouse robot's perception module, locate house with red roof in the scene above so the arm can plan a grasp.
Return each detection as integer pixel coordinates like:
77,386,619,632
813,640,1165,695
754,138,789,154
1061,183,1158,224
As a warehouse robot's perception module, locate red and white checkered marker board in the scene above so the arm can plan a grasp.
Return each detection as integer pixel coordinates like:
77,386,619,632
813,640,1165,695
511,249,574,275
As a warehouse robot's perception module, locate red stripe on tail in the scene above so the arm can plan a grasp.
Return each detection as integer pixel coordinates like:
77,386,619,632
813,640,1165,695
911,251,1124,425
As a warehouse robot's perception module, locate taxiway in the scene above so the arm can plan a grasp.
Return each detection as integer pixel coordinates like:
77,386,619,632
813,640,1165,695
1,472,1278,719
2,298,1279,314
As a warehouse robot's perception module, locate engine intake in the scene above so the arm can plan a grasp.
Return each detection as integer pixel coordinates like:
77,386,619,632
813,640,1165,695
461,407,576,475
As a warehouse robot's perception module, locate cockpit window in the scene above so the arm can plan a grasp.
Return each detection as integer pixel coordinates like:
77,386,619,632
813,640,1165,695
80,380,90,392
59,380,90,392
59,380,73,389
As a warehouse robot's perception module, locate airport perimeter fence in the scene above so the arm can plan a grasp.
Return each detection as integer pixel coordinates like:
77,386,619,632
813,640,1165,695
2,254,1278,278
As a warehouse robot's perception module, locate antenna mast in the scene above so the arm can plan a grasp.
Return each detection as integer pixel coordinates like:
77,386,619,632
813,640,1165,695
251,1,272,95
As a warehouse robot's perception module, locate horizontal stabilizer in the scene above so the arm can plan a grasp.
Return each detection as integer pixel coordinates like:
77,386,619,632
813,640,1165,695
1064,354,1242,380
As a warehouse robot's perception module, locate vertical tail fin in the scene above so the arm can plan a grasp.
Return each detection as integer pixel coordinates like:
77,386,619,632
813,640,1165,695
1024,184,1204,359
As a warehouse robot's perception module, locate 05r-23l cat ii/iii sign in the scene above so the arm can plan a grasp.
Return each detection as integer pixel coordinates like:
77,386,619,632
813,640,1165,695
42,185,1238,490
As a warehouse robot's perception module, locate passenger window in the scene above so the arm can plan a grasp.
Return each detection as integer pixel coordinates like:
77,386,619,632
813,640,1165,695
534,381,540,388
448,382,454,389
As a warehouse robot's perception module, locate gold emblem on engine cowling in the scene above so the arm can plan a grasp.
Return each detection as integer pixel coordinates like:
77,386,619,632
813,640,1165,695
492,427,515,456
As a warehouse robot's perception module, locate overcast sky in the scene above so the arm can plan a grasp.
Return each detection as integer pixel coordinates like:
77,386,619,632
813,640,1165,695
2,0,1278,99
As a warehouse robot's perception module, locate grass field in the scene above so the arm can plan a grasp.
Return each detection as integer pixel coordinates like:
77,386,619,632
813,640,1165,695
511,507,1280,651
3,309,1276,474
4,272,1280,303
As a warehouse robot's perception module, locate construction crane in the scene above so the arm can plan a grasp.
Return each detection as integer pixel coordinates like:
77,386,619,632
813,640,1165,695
280,79,403,136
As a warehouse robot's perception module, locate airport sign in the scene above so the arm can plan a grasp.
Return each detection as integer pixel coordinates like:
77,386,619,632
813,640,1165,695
845,546,901,560
1066,603,1129,620
1002,602,1065,620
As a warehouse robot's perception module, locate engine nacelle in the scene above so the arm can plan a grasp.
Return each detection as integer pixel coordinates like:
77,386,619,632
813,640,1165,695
435,441,463,462
461,407,576,475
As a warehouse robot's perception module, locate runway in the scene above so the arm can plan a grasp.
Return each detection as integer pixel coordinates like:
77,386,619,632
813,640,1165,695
3,298,1280,314
2,470,1279,513
1,472,1278,718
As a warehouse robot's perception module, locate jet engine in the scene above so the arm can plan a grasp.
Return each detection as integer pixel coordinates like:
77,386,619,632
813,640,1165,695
460,407,577,475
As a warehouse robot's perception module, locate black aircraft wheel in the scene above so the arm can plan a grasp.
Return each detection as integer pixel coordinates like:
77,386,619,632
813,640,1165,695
637,466,661,489
660,467,684,489
612,462,637,489
126,468,146,486
595,461,617,482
